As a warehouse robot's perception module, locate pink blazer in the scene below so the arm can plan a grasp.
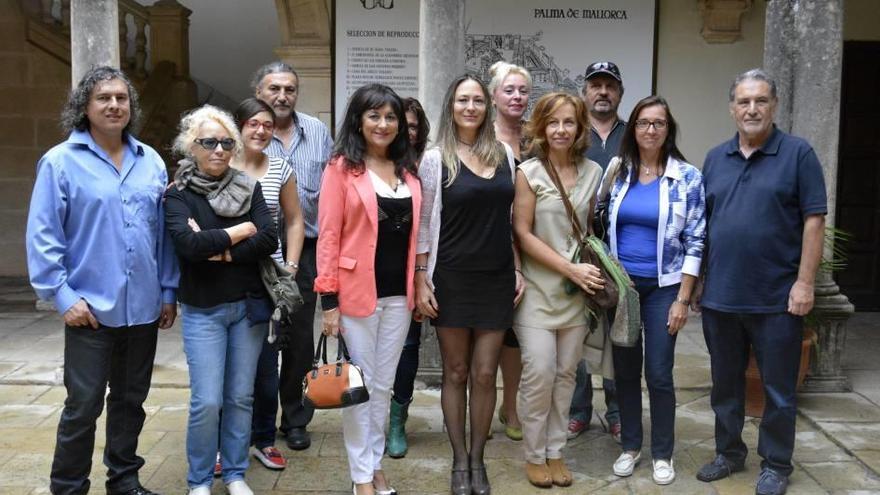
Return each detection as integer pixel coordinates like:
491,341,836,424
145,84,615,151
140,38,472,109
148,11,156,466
314,156,422,317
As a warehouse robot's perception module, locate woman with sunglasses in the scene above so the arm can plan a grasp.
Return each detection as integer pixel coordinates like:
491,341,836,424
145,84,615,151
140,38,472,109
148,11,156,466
386,96,430,459
315,83,421,495
606,96,705,485
230,97,305,472
415,74,523,495
165,105,278,495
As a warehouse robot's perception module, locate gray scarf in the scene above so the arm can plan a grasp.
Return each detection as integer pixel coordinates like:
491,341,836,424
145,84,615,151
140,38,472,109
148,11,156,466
174,159,256,217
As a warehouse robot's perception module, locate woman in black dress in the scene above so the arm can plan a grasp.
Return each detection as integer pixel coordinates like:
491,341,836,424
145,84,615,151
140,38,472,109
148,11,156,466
415,74,523,495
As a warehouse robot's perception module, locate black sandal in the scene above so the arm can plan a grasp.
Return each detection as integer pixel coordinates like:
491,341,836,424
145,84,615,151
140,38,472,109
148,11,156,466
450,467,470,495
470,464,490,495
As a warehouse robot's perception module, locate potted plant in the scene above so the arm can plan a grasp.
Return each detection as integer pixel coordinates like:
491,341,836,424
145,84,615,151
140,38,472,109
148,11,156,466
744,228,851,417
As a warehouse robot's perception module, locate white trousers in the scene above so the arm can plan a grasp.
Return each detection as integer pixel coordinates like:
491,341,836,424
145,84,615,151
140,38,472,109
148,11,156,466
514,324,588,464
340,296,411,484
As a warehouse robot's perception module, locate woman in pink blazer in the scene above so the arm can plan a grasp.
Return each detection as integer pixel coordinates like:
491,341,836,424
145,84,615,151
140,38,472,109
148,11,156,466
314,83,421,495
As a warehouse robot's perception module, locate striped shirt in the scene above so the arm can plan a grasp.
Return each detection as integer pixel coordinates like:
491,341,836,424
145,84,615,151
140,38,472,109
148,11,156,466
265,111,333,238
257,156,294,263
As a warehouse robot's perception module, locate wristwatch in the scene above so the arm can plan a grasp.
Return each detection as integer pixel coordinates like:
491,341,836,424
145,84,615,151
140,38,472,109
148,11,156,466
675,297,689,306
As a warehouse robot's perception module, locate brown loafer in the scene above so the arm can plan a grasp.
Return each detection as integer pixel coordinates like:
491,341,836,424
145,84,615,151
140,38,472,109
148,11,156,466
547,458,573,487
525,462,553,488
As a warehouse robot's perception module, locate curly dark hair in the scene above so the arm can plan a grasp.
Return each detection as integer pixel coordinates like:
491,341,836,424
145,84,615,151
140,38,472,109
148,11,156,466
333,83,416,178
59,66,141,135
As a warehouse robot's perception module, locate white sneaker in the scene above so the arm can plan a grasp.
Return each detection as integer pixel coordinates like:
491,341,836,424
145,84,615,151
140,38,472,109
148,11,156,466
652,459,676,485
612,451,641,477
227,479,254,495
188,486,210,495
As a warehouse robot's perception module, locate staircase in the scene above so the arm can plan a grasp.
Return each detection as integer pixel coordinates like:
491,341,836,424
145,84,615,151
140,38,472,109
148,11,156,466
21,0,199,168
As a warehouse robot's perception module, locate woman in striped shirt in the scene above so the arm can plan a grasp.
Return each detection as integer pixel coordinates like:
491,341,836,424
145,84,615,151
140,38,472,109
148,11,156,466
231,97,305,472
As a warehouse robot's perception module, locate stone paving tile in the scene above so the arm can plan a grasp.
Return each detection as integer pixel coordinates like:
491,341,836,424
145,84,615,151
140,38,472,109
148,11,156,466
2,362,61,384
0,404,59,427
853,450,880,480
794,425,858,463
799,460,880,491
0,361,24,379
31,385,66,405
814,421,880,452
0,383,49,404
0,453,53,489
799,393,880,423
143,405,189,432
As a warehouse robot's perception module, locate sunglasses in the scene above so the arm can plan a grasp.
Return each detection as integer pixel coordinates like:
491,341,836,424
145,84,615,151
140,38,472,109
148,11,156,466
193,137,235,151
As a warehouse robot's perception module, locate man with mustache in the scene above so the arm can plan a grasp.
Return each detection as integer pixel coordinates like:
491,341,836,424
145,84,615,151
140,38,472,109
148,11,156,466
567,61,625,443
694,69,826,495
252,62,333,453
26,66,178,495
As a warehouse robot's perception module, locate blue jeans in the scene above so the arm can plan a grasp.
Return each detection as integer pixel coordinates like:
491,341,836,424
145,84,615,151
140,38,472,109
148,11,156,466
612,277,678,459
182,301,266,488
392,318,422,404
251,338,279,449
702,308,802,475
570,363,619,425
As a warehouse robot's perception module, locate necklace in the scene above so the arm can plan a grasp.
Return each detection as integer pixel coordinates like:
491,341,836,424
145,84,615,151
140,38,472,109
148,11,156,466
457,139,475,147
641,164,660,177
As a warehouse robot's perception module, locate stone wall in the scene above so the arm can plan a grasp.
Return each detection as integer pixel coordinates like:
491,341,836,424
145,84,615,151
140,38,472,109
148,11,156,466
0,0,70,277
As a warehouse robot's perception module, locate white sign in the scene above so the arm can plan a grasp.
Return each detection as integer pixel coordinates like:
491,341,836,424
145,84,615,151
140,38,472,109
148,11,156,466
334,0,657,130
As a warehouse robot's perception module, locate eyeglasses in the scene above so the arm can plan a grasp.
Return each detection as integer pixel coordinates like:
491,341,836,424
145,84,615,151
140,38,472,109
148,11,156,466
634,119,668,131
361,0,393,9
245,119,275,132
193,137,235,151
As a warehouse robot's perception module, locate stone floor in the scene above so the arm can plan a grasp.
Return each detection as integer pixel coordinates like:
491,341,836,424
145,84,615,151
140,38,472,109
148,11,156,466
1,286,879,493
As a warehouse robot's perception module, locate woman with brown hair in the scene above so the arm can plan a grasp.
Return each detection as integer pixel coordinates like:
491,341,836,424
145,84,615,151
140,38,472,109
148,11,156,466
512,92,604,488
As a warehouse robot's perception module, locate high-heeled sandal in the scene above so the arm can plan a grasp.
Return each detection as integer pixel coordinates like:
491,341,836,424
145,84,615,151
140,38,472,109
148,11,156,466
450,467,470,495
471,464,491,495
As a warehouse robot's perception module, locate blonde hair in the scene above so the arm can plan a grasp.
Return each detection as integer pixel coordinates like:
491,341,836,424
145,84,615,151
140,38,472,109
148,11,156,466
487,61,532,96
172,104,244,159
525,92,591,162
436,75,505,186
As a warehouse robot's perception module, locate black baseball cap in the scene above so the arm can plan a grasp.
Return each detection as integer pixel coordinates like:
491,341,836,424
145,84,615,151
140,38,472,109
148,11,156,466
584,61,622,82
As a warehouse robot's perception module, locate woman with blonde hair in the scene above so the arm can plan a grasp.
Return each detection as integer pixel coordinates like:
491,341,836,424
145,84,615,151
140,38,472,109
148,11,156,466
487,61,533,441
513,92,604,488
164,105,278,495
415,74,523,495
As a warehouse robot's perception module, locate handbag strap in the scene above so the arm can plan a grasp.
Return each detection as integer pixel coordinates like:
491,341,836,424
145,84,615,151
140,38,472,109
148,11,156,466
543,158,595,240
597,157,622,203
313,333,328,367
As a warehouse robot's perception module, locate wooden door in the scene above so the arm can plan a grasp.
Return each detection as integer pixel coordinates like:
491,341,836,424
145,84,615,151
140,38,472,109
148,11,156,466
836,41,880,311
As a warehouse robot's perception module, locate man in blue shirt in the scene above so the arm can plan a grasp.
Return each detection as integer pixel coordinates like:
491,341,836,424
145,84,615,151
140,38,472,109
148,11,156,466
694,69,826,495
26,66,178,495
569,61,625,443
253,62,333,453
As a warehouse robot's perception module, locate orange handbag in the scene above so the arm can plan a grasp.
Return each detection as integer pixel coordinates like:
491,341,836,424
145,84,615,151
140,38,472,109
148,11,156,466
302,334,369,409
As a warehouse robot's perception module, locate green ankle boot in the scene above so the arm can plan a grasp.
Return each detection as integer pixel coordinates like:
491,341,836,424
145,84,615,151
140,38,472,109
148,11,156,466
386,398,410,458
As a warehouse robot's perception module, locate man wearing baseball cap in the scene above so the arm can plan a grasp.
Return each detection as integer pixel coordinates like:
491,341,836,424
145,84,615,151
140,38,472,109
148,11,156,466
568,61,625,443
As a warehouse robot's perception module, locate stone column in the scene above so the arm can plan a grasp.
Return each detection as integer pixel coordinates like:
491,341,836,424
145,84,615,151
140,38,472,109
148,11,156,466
418,0,466,141
70,0,119,86
148,0,192,78
763,0,854,392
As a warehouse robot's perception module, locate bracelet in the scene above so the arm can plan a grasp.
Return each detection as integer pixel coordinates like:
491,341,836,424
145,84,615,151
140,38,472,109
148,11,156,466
415,265,428,272
515,268,523,275
285,261,299,269
675,297,690,306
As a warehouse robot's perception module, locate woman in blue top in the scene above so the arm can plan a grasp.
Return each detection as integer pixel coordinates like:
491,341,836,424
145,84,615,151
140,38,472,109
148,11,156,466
605,96,706,485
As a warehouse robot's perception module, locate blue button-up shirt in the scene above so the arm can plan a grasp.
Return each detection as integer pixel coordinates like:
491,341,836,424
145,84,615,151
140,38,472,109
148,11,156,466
26,130,179,327
265,111,333,238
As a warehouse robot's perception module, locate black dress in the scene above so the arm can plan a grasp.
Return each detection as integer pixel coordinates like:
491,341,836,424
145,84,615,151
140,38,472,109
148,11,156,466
433,159,515,329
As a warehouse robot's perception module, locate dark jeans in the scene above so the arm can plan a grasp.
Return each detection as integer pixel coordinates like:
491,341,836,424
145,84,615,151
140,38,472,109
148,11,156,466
570,363,619,425
702,308,802,475
279,239,317,433
51,321,159,495
612,277,678,459
251,338,279,449
391,318,422,404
